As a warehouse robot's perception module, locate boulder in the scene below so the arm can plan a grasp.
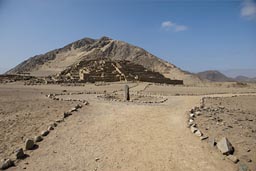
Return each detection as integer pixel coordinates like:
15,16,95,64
15,148,25,159
25,139,35,150
0,159,14,170
217,137,234,155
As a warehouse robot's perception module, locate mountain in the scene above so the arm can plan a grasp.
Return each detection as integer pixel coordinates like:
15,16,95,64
221,69,256,78
6,36,200,85
196,70,234,82
234,76,256,83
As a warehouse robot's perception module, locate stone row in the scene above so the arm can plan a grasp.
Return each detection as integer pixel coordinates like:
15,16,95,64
186,97,250,171
0,101,88,170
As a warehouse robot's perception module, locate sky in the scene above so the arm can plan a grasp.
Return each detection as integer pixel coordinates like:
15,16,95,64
0,0,256,77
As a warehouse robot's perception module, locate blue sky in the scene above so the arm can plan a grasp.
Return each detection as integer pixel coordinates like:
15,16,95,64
0,0,256,76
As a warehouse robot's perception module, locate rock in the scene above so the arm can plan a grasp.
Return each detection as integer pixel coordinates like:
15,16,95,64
55,119,63,123
190,126,198,133
208,137,216,147
216,137,234,155
15,148,25,159
70,107,77,112
41,130,49,136
240,155,252,163
238,163,250,171
34,135,43,142
63,112,72,118
52,122,57,127
227,155,239,163
75,104,82,109
194,130,203,137
200,136,208,141
189,119,194,124
195,111,201,116
47,126,54,131
0,159,14,170
219,106,225,109
25,139,35,150
189,113,195,118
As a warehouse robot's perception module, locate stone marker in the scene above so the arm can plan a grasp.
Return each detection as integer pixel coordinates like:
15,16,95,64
15,148,25,159
25,139,35,150
0,159,14,170
34,135,43,142
217,137,234,155
124,85,130,101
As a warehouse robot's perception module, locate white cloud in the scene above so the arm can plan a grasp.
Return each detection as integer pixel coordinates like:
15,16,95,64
161,20,188,32
174,25,188,32
161,21,175,28
241,0,256,20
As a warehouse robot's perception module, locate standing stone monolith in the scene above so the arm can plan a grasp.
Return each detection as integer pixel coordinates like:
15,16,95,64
124,85,130,101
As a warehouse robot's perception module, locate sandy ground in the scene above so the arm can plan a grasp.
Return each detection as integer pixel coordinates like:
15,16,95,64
0,82,255,170
0,86,78,160
195,95,256,171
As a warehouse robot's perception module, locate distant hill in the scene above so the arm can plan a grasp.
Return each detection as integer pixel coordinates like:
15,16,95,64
197,70,256,83
196,70,234,82
234,76,256,83
6,36,201,85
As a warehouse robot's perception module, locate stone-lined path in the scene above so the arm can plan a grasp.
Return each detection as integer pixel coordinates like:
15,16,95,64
10,95,236,171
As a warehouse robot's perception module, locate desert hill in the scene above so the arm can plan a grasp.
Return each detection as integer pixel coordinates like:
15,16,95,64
196,70,234,82
196,70,256,83
6,36,200,85
234,75,256,83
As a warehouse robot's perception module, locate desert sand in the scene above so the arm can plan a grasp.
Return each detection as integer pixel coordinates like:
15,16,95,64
0,81,255,171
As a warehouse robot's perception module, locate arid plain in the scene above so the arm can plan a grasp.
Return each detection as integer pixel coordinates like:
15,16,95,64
0,81,255,171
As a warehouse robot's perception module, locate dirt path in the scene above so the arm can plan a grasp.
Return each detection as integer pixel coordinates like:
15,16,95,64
10,95,236,171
